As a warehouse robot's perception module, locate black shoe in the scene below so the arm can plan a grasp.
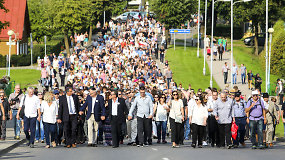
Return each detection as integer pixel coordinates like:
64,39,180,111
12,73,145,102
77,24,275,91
191,144,196,148
92,144,97,147
30,144,34,148
198,145,202,148
148,142,152,145
127,142,133,145
112,146,119,148
87,144,93,147
157,140,161,144
162,140,167,144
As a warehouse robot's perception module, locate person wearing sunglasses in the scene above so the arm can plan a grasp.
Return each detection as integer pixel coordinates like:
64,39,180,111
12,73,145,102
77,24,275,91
245,90,266,149
153,94,169,144
35,92,45,143
189,95,208,148
167,91,184,148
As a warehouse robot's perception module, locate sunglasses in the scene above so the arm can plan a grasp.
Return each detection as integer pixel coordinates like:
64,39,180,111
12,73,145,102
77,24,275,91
0,95,4,97
252,95,258,97
173,94,178,96
195,99,199,101
155,97,159,98
38,94,42,95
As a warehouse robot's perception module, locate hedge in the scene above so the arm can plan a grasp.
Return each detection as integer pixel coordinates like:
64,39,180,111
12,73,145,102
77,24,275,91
0,35,64,67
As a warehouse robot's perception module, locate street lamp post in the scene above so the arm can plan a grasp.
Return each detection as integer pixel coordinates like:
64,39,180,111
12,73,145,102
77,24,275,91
230,0,251,88
268,28,274,93
7,30,15,77
265,0,269,93
197,0,201,57
203,0,208,76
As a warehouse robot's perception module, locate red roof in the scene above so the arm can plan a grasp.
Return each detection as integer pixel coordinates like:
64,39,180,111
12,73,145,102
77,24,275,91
0,0,27,40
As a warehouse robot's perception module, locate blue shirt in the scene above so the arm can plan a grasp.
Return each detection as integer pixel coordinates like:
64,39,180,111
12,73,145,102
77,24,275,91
232,100,246,118
246,98,265,120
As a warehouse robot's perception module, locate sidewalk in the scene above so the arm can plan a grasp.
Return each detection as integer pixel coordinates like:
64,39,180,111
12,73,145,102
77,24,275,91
205,51,252,97
0,120,26,156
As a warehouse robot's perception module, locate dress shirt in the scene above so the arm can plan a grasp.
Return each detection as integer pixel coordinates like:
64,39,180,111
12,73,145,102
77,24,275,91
19,94,40,118
91,96,97,114
112,98,118,116
155,103,168,122
41,101,58,124
213,98,234,124
207,98,217,116
66,95,76,114
129,96,153,118
232,100,246,118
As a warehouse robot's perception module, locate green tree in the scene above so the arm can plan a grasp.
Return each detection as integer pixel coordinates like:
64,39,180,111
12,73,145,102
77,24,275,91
53,0,89,56
0,0,9,33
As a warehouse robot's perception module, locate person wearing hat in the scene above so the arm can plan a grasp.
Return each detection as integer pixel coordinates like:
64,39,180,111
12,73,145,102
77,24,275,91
245,90,266,149
265,97,279,147
232,91,247,147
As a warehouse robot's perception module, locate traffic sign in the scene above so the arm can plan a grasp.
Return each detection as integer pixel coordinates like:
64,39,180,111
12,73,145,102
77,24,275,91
170,29,191,34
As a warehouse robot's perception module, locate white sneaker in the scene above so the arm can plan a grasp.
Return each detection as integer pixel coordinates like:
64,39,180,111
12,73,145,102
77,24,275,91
202,141,208,146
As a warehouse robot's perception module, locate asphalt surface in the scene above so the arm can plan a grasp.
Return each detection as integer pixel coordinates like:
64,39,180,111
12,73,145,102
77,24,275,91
1,140,285,160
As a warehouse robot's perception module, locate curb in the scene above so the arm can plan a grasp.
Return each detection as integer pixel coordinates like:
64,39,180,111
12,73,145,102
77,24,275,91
0,139,27,157
276,137,285,142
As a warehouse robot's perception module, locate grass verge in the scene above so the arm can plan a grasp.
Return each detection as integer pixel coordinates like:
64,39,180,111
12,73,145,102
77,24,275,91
165,45,219,90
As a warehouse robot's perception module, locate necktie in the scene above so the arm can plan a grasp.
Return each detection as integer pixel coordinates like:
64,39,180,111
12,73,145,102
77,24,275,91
69,96,73,114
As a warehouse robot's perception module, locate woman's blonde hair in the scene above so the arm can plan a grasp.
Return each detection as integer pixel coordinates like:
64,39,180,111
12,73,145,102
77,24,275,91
44,91,54,103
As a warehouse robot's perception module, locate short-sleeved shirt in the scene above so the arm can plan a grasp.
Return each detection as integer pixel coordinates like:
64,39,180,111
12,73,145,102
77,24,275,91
232,66,238,74
246,99,265,121
222,65,229,73
240,66,246,74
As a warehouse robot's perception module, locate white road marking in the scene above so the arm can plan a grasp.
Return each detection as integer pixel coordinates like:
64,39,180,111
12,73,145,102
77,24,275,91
152,148,158,151
162,158,170,160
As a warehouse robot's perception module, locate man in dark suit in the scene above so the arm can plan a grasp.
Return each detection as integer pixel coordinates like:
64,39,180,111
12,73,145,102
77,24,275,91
59,65,67,87
57,87,80,148
108,90,128,148
79,88,105,147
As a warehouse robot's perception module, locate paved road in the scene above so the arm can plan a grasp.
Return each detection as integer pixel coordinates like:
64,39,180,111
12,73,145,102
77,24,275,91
1,140,285,160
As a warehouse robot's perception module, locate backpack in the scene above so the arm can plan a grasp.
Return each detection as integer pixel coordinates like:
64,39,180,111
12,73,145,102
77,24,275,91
248,98,263,118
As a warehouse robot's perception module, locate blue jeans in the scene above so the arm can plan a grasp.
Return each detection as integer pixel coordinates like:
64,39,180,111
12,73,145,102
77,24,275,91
156,121,167,141
36,118,44,140
184,118,191,140
283,123,285,137
24,116,37,144
241,73,246,84
12,110,21,137
43,122,57,145
167,78,172,89
232,73,237,84
233,117,246,145
249,119,263,146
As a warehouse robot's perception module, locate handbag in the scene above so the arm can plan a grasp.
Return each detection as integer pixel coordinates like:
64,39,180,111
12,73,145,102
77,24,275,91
231,122,238,140
19,95,26,119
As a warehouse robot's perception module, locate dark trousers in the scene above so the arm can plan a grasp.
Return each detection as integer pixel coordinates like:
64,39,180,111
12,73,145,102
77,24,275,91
218,123,232,147
56,122,64,144
63,115,78,145
49,75,53,87
0,118,7,139
219,52,223,61
223,72,228,84
24,116,37,144
76,118,85,143
192,123,205,146
160,54,164,63
60,75,65,87
167,78,172,89
137,116,152,145
208,115,220,146
120,120,127,141
111,116,122,147
279,94,284,105
233,117,246,145
156,121,167,141
180,121,185,144
43,122,57,145
98,121,103,142
169,118,182,144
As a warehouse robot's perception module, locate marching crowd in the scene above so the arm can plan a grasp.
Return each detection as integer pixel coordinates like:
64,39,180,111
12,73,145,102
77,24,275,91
0,16,285,151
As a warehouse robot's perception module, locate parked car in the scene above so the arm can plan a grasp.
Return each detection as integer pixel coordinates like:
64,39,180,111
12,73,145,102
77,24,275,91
114,12,138,22
244,33,265,46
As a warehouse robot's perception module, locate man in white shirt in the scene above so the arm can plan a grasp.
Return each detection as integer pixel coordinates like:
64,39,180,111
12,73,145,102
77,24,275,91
17,87,41,148
232,63,238,84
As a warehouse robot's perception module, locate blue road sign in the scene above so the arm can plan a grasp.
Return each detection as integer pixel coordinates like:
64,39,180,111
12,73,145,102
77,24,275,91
170,29,191,34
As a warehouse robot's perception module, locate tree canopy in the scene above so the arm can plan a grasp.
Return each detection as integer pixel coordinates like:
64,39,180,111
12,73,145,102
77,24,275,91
0,0,9,34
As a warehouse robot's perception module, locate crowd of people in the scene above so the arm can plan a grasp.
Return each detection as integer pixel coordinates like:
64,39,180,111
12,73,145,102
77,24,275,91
0,16,285,151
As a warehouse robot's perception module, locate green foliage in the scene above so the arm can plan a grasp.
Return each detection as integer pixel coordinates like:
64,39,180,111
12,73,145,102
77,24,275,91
270,20,285,78
0,0,9,33
149,0,197,29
